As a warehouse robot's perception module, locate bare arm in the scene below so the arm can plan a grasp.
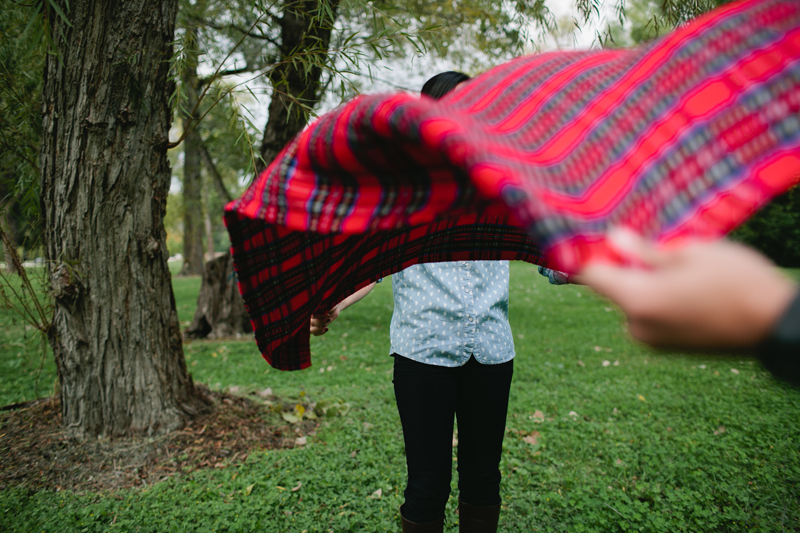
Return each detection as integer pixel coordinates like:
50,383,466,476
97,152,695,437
579,229,797,350
310,282,377,336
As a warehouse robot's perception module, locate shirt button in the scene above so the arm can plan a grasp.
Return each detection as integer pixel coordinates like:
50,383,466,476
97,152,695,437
468,316,474,322
461,261,468,266
464,288,470,293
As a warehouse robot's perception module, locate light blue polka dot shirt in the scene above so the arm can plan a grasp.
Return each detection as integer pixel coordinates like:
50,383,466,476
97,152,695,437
389,261,514,367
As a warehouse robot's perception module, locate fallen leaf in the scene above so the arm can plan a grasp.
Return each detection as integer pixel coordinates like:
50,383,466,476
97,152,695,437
714,425,726,436
613,360,619,366
731,368,739,374
284,511,292,516
523,431,541,445
616,459,623,465
568,411,578,417
258,387,272,398
699,365,706,369
602,360,611,367
370,488,382,499
350,451,357,458
532,410,544,421
452,432,458,446
595,346,602,352
577,361,585,367
292,482,302,492
282,412,299,424
295,436,307,446
340,355,348,361
229,386,240,394
637,395,646,402
245,483,255,496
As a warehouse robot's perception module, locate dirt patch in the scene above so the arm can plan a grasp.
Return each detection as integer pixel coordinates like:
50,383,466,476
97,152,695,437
0,388,318,493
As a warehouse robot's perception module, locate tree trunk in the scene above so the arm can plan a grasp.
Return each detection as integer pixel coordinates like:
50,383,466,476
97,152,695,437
184,251,252,339
179,32,205,276
1,207,20,275
188,1,339,340
203,184,214,261
41,0,211,437
257,0,340,173
187,140,251,338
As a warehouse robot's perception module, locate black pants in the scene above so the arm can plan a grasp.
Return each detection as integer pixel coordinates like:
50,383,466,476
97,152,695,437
392,353,514,523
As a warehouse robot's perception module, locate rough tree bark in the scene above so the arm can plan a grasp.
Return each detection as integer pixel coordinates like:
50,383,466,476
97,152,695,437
41,0,211,437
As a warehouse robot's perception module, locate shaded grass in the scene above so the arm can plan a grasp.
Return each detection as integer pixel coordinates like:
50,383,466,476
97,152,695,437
0,266,55,406
0,264,198,407
1,263,799,532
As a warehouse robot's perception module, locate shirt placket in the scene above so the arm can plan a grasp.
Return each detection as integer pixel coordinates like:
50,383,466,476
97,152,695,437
460,261,477,360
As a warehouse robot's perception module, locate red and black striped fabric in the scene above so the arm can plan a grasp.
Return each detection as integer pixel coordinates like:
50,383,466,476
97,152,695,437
225,0,800,370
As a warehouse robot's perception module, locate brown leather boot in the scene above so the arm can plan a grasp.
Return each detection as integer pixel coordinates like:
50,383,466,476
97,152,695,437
400,505,445,533
458,500,501,533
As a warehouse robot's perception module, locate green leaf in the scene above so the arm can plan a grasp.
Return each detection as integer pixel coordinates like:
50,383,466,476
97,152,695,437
46,0,72,28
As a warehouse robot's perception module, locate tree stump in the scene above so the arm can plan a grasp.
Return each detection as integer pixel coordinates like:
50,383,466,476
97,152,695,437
185,251,252,339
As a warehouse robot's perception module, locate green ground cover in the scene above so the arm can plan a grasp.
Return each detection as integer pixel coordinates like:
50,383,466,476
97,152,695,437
1,263,799,532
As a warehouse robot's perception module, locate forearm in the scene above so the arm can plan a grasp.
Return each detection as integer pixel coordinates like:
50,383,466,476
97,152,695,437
310,282,377,336
337,282,376,313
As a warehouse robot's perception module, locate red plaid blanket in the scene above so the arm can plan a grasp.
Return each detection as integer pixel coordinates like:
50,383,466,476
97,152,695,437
225,0,800,370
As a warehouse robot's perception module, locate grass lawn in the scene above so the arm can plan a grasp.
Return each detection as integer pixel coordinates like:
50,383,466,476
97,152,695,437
1,263,799,532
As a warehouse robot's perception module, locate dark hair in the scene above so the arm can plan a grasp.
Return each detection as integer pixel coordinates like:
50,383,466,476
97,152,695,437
420,71,470,100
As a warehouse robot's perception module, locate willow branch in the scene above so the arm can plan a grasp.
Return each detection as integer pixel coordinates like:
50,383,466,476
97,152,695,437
168,13,266,149
198,139,233,203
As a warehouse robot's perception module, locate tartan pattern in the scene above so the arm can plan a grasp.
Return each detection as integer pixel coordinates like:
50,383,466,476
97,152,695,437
226,215,542,370
225,0,800,370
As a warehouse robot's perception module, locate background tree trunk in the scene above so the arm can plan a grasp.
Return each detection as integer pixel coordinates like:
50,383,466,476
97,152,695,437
1,206,20,275
185,143,252,338
179,31,205,276
41,0,211,437
257,0,340,173
188,0,339,340
184,251,252,339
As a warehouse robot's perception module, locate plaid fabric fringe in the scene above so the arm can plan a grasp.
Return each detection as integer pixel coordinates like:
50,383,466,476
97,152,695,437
225,0,800,370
